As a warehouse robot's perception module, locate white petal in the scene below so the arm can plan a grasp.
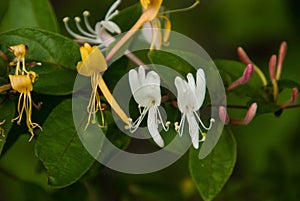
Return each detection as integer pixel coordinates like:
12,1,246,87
129,67,161,107
101,21,121,34
187,73,196,92
142,22,162,50
138,65,146,84
147,107,164,147
174,76,186,112
186,112,199,149
195,69,206,108
129,68,140,99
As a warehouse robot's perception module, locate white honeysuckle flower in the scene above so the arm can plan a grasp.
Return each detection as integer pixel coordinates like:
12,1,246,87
63,0,122,50
174,68,214,149
128,66,169,148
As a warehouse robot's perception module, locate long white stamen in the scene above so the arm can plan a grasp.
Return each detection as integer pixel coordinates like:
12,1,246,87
63,17,101,44
194,111,214,130
83,11,97,34
105,0,121,20
175,114,186,137
74,17,97,38
129,106,149,133
155,107,169,131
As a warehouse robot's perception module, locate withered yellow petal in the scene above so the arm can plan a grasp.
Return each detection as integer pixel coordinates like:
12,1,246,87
9,44,28,58
157,14,171,44
9,75,33,93
77,46,108,77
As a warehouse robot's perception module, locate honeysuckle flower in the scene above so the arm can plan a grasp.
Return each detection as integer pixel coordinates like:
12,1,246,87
63,0,122,50
77,43,129,129
227,64,254,91
174,69,214,149
128,66,169,148
9,72,42,141
8,44,41,141
8,44,28,74
106,0,200,60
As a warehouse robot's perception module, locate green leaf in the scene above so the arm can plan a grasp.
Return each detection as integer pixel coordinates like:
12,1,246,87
33,63,77,95
0,0,58,32
189,128,237,201
278,79,300,91
0,97,15,156
35,99,96,188
0,28,80,70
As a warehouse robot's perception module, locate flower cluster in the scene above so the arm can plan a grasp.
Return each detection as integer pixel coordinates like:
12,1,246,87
8,44,41,141
219,41,298,124
128,66,214,149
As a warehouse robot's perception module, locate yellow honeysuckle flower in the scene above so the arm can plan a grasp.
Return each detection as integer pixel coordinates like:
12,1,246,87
106,0,163,60
9,72,41,142
8,44,41,141
9,44,28,75
106,0,199,60
77,43,130,129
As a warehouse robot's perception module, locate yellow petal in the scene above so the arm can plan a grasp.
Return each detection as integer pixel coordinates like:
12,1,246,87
106,0,163,61
98,74,129,125
144,0,163,21
77,45,108,77
9,74,33,93
8,44,28,58
157,14,171,44
140,0,150,9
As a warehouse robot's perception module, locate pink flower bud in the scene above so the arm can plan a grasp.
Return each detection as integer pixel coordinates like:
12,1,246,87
276,41,287,80
268,55,277,81
230,103,257,125
237,47,254,65
227,64,254,91
219,106,229,124
291,88,298,105
243,102,257,124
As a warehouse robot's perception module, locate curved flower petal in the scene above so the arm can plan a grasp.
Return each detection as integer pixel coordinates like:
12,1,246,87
147,106,164,147
186,112,199,149
77,44,108,77
195,68,206,109
174,76,186,112
101,21,121,34
129,66,161,107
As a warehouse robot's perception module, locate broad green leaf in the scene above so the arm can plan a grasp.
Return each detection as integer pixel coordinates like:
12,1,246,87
0,28,80,70
35,99,96,188
33,62,77,95
0,0,58,33
189,128,237,201
0,97,15,156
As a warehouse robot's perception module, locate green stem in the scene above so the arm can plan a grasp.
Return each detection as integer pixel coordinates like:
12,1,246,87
253,65,268,86
0,84,11,93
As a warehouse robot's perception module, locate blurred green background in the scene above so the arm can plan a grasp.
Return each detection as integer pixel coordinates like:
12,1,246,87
1,0,300,200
